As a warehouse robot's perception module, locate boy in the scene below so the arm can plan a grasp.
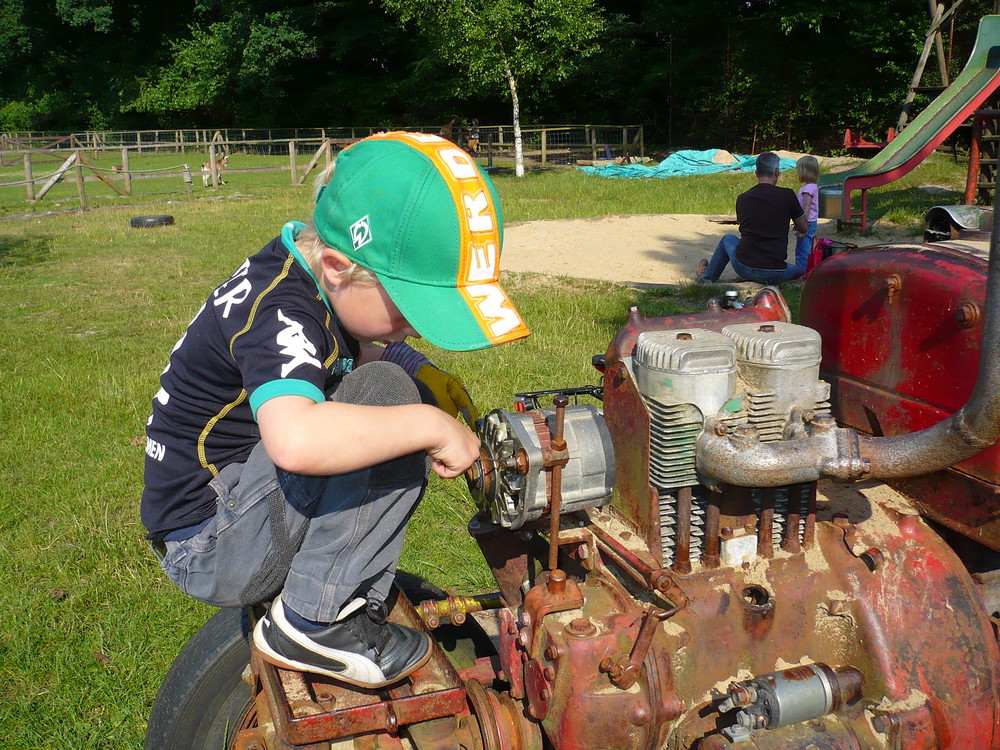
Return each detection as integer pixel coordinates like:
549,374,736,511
141,132,530,688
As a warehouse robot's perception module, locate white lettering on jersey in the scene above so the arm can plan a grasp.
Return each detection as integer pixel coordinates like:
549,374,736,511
155,387,170,406
145,437,166,462
231,258,251,279
467,284,522,338
276,310,321,377
213,278,252,319
462,190,494,233
467,240,498,282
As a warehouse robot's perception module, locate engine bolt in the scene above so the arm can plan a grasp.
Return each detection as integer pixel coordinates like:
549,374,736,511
832,513,851,528
957,302,981,328
545,645,562,660
713,421,729,436
566,618,597,637
860,547,884,572
543,666,556,680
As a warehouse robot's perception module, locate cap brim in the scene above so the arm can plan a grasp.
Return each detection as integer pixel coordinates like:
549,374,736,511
380,275,530,352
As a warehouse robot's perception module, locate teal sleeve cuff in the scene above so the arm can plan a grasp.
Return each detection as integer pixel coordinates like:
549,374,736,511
249,378,325,421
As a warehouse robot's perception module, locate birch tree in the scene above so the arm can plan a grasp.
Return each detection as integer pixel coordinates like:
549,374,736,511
382,0,604,176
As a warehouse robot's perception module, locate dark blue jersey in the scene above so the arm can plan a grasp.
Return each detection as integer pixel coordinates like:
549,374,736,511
141,223,358,540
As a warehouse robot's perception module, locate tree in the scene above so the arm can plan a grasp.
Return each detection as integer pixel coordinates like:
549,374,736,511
381,0,604,176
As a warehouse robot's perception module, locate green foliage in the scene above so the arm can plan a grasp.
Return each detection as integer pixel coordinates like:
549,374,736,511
381,0,604,100
1,0,999,152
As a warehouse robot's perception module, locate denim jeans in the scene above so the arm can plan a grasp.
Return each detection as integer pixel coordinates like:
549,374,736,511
794,221,817,272
704,233,804,284
158,361,427,622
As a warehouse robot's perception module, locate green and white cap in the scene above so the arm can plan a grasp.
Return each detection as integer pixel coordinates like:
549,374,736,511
314,131,530,351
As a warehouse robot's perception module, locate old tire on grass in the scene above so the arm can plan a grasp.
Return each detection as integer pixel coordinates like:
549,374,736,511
144,607,254,750
130,215,175,228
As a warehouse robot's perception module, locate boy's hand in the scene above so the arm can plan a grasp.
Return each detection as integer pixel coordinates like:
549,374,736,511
426,411,482,479
380,342,481,424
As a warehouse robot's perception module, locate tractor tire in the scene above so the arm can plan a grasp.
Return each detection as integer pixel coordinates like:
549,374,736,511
144,575,496,750
130,215,175,228
144,607,254,750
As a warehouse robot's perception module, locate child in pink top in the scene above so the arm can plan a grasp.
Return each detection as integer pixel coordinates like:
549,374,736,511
794,155,820,272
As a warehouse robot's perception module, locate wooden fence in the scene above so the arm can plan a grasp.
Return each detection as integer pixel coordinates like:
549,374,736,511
0,125,644,211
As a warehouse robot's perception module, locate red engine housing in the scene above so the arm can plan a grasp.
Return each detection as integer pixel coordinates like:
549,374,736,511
800,241,1000,550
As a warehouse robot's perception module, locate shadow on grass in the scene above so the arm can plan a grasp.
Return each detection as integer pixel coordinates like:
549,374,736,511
0,236,52,267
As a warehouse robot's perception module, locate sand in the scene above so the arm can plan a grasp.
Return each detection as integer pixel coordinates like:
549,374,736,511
502,214,917,288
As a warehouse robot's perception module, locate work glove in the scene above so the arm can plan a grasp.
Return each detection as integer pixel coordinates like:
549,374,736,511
381,342,481,425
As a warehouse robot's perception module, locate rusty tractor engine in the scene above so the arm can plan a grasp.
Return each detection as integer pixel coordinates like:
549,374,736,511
159,225,1000,750
457,287,999,750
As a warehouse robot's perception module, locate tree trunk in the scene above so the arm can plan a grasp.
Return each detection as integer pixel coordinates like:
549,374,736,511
503,55,525,178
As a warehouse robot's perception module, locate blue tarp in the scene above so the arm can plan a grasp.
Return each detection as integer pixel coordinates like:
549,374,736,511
578,149,798,179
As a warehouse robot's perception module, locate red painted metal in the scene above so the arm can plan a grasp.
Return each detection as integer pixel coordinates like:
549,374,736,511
800,241,1000,550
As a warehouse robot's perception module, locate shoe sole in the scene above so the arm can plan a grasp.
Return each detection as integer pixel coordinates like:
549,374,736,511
253,620,433,689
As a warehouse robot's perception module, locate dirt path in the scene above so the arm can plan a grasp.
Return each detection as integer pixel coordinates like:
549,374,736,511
502,214,916,287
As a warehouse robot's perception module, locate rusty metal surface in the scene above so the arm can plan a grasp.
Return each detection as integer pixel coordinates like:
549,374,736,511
503,481,1000,749
249,591,473,747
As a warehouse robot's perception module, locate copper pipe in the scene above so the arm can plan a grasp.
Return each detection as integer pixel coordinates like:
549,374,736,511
758,488,775,559
803,482,817,548
782,484,803,554
703,495,721,569
673,487,693,574
547,395,569,572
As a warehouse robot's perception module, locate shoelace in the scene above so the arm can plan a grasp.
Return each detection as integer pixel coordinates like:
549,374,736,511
346,605,394,655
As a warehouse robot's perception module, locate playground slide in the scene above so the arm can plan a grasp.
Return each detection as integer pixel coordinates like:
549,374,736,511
828,15,1000,230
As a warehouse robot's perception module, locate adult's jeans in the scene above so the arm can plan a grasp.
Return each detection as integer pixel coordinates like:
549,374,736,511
703,233,804,284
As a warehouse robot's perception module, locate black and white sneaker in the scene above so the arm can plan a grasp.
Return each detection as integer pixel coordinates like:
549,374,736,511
253,595,432,688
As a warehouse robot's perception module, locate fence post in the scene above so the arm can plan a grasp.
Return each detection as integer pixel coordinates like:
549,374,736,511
74,151,88,211
24,152,34,201
324,139,332,169
622,127,628,158
638,126,644,158
208,143,219,188
541,129,548,166
183,164,194,200
591,127,597,161
122,147,132,196
289,140,298,185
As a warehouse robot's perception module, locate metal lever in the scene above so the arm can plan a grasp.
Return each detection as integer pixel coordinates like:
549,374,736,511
599,606,672,689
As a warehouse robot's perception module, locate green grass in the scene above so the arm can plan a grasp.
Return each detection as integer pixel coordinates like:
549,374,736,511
0,151,966,747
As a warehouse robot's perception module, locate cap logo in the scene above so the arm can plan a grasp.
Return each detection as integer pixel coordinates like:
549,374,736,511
350,215,372,251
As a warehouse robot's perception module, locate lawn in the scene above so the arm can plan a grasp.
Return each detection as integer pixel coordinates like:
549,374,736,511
0,151,968,747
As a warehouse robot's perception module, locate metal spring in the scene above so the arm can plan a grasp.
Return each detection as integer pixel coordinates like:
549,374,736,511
659,489,706,566
754,486,809,549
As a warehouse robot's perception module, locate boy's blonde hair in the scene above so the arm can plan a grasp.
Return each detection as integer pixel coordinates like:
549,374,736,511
295,161,379,290
796,155,820,183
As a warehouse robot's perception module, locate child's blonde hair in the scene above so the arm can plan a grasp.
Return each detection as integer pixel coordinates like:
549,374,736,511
295,161,380,290
796,155,820,183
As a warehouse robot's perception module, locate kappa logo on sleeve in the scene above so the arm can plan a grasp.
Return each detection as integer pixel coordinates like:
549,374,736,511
275,310,321,377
